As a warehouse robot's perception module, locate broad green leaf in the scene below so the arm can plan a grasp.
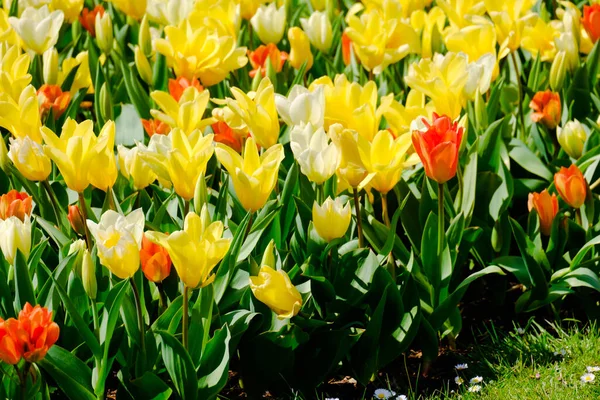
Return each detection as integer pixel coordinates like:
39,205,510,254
38,346,95,400
156,330,198,400
197,326,232,399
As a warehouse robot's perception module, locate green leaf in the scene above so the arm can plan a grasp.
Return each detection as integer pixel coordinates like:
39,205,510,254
126,372,173,400
508,139,553,181
557,268,600,291
570,234,600,270
35,216,71,248
155,330,198,400
38,346,96,400
120,60,151,119
14,250,35,310
197,325,232,399
460,146,478,221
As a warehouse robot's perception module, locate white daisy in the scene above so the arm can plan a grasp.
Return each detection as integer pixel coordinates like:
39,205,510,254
455,376,464,385
516,328,525,335
374,389,394,399
581,373,595,383
455,363,468,370
587,366,600,373
470,376,483,384
396,396,407,400
468,385,482,392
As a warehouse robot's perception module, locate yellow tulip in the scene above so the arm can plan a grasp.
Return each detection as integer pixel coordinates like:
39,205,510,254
86,209,145,280
108,0,147,20
138,129,214,201
311,74,380,141
436,0,486,28
117,145,157,190
0,9,19,46
0,216,31,265
410,7,446,59
134,46,153,85
521,16,560,62
41,119,104,193
150,87,213,136
9,5,63,54
484,0,536,54
146,0,194,26
50,0,83,23
190,0,241,39
88,121,117,192
0,43,31,103
221,78,280,149
57,51,93,95
135,134,173,189
250,2,286,45
445,20,499,66
357,130,420,194
312,197,351,242
557,120,587,159
215,136,284,212
329,124,369,189
300,11,333,53
345,6,420,74
380,90,434,137
288,27,313,71
290,123,339,184
43,47,58,85
155,19,248,85
239,0,269,20
8,137,51,181
95,11,113,55
249,264,302,319
146,207,231,289
0,85,42,143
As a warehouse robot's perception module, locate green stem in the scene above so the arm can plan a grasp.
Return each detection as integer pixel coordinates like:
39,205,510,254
107,186,116,211
353,188,364,247
183,199,190,219
157,282,167,314
438,183,445,257
90,298,99,338
243,212,254,243
576,208,583,228
382,193,396,281
129,278,146,366
182,285,189,350
510,51,527,143
41,180,61,227
78,192,93,250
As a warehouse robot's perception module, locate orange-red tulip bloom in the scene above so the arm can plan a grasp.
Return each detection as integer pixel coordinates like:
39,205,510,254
554,165,587,209
528,189,559,236
68,205,86,235
140,234,172,283
80,5,105,37
168,77,204,102
0,190,32,221
38,84,71,119
342,32,353,66
248,43,288,78
17,303,59,363
142,118,171,137
0,318,23,365
529,90,561,130
583,5,600,43
212,121,244,153
412,113,464,184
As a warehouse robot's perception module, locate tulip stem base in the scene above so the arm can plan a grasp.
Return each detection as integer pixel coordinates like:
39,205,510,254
42,180,62,229
78,193,93,250
510,52,527,143
438,183,445,260
182,286,189,350
381,194,396,281
90,298,99,337
353,188,364,248
576,208,583,228
157,282,167,314
130,277,146,372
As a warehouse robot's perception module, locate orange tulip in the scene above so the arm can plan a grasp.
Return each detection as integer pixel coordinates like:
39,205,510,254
141,118,171,137
37,84,71,119
342,32,353,66
411,113,464,184
582,5,600,43
80,5,105,37
0,318,23,365
554,165,587,209
168,77,204,102
529,90,561,130
0,190,32,221
17,303,59,363
68,205,85,236
528,189,559,236
248,43,288,78
212,121,244,153
140,234,172,283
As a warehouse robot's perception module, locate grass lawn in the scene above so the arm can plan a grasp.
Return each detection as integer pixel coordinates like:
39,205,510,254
293,321,600,400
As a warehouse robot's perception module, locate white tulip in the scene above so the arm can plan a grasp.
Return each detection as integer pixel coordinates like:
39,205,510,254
275,85,325,128
300,11,332,53
251,2,286,45
9,6,63,55
290,123,339,184
0,216,31,265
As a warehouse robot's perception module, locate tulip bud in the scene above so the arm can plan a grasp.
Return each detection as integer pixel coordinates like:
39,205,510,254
8,137,51,181
134,46,153,85
312,197,352,242
81,249,97,300
288,27,313,70
557,119,587,159
251,66,263,92
250,3,286,45
528,190,558,236
68,205,86,236
554,165,587,209
140,234,171,283
261,240,276,269
550,51,567,91
529,90,561,130
95,12,113,55
474,89,488,130
68,239,86,275
265,56,277,90
193,172,208,213
300,11,333,53
0,216,31,265
43,48,58,85
99,82,113,121
139,14,152,58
